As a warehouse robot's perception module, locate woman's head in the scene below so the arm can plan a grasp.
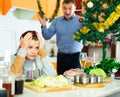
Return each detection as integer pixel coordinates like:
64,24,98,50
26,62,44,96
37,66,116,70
20,30,40,60
20,30,38,41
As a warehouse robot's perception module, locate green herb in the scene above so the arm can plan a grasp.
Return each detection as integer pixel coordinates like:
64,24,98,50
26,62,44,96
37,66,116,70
84,57,120,75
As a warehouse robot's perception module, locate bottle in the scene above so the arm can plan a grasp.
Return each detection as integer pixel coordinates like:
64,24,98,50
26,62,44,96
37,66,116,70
4,50,11,72
2,50,15,97
3,74,15,97
0,79,3,89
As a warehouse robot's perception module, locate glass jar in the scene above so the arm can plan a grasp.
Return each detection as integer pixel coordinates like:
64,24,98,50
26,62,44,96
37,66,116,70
2,72,15,97
2,49,15,97
15,75,24,94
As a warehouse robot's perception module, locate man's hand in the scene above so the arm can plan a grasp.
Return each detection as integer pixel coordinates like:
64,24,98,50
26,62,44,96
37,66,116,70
38,14,46,28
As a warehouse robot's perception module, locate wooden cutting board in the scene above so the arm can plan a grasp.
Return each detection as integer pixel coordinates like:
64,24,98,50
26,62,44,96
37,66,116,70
24,82,76,92
74,77,111,88
104,77,111,83
75,83,104,88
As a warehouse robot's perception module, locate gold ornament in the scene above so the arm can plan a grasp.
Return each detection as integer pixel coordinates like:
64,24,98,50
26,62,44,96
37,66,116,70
80,26,90,34
98,23,105,32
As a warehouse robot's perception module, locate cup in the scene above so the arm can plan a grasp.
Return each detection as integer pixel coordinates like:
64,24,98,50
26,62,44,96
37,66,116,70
15,75,24,94
92,52,99,67
79,52,87,70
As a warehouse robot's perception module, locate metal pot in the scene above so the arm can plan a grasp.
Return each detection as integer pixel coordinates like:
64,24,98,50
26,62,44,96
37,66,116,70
80,74,89,84
97,75,103,83
89,74,97,84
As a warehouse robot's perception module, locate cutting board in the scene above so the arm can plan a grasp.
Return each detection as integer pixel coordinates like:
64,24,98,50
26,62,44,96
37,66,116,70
74,77,111,88
104,77,111,83
24,82,76,92
75,83,104,88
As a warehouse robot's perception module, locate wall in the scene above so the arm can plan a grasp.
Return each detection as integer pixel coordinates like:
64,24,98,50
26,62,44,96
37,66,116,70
0,13,41,56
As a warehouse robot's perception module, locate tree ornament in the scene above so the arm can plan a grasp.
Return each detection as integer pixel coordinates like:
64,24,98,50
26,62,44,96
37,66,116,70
87,1,93,8
102,3,108,9
105,38,110,43
79,17,83,22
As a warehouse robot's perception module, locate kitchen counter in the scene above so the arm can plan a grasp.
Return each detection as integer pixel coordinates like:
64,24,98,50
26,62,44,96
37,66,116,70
15,79,120,97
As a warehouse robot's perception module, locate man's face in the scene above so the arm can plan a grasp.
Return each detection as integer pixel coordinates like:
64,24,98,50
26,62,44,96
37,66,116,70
62,3,76,20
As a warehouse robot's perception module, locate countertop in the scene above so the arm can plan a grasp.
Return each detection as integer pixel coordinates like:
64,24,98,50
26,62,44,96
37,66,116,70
15,79,120,97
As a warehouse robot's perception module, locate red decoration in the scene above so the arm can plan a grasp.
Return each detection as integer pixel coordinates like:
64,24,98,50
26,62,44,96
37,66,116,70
105,38,110,43
115,70,120,77
79,17,83,22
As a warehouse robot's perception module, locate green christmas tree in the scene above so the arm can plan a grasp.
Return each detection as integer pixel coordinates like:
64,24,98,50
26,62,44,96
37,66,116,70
73,0,120,60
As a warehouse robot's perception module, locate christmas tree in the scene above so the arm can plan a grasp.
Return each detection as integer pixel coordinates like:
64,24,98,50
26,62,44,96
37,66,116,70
73,0,120,59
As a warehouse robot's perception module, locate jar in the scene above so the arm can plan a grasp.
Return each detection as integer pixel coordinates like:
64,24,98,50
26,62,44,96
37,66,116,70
2,72,15,97
97,75,103,83
81,74,89,84
15,75,24,94
74,75,80,84
2,49,15,97
89,74,97,84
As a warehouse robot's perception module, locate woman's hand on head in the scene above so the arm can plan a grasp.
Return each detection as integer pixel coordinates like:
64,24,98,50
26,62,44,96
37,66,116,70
20,32,32,49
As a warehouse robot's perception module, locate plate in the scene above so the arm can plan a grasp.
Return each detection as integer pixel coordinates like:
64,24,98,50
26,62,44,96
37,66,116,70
63,68,84,82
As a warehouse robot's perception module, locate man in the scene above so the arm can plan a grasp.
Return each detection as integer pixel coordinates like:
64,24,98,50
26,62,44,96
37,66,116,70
38,0,83,75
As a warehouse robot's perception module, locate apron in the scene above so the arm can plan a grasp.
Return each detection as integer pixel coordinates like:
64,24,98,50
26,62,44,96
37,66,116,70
23,59,41,81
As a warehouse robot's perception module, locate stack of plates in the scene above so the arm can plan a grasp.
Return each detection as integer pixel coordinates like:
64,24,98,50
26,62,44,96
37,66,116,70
63,68,84,82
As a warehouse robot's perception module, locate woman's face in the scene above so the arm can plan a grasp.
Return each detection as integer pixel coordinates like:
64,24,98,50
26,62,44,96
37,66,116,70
26,40,40,60
62,3,76,20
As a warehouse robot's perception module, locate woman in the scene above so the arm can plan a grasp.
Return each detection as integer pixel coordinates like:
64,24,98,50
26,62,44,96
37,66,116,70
11,30,56,81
